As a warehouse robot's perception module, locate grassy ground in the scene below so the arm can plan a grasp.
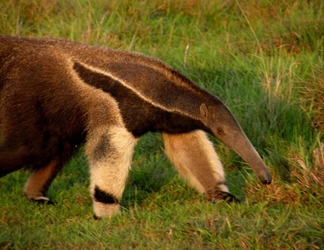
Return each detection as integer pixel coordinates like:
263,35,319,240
1,0,324,249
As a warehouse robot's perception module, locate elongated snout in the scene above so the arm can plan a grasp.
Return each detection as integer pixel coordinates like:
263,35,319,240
259,170,272,184
222,131,272,185
245,148,272,184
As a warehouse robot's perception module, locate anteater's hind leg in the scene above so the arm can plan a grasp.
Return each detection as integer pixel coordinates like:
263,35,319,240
24,158,63,202
0,142,64,203
163,130,238,203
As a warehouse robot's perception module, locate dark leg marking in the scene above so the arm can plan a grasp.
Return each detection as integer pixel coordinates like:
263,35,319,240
93,134,111,162
94,186,119,204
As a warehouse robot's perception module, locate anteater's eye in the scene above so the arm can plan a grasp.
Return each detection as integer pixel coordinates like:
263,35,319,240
217,127,224,135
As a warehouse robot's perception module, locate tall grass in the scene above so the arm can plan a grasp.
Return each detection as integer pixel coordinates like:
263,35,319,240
1,0,323,249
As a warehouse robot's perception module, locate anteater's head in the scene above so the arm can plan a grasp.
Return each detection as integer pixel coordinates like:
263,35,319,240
200,102,272,185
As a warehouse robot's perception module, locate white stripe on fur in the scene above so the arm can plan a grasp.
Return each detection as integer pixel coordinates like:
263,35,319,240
73,61,198,119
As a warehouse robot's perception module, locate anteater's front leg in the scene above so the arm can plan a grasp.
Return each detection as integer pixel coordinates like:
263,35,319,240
163,130,238,203
85,126,137,218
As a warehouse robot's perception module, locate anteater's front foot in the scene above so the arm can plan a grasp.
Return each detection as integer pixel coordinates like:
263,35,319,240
93,202,121,219
206,190,240,203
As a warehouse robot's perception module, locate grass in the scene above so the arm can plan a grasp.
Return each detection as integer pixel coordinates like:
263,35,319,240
1,0,324,249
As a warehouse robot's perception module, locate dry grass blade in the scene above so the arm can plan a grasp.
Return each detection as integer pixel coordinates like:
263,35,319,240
313,142,324,173
246,147,324,206
300,70,324,133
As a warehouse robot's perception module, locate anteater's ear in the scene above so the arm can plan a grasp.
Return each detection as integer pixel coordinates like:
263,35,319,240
200,103,208,125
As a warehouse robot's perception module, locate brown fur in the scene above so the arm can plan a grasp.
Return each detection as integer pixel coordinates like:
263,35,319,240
0,35,271,218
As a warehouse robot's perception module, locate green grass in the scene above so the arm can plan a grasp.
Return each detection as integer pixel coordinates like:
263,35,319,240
1,0,324,249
